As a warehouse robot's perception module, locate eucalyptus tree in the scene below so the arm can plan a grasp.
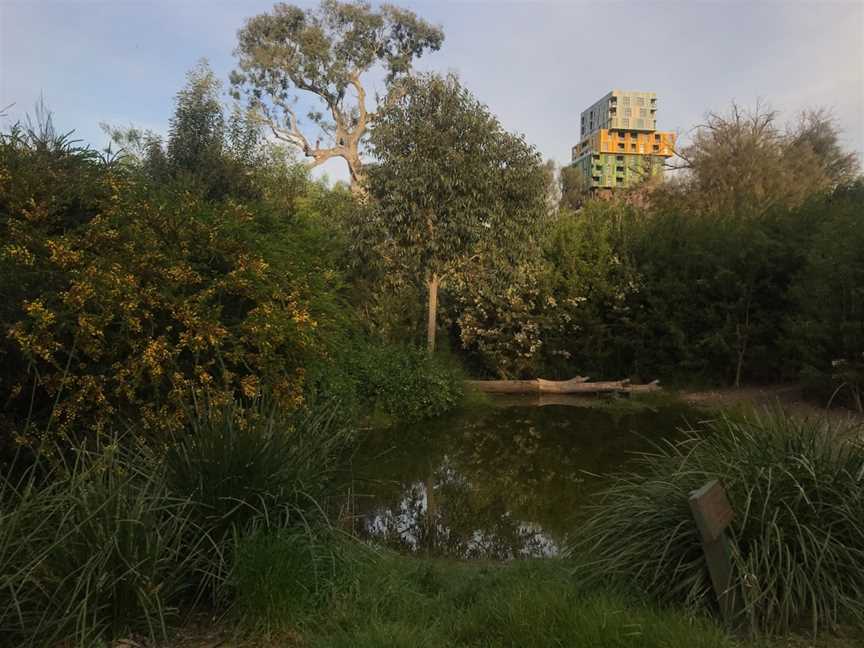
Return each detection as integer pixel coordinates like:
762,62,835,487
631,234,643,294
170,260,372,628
231,0,444,196
366,73,548,353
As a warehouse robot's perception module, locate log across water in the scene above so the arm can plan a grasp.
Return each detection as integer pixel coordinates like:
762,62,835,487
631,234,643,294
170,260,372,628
465,377,660,395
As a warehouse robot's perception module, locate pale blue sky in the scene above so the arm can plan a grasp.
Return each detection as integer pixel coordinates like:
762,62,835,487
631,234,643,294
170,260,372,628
2,0,862,183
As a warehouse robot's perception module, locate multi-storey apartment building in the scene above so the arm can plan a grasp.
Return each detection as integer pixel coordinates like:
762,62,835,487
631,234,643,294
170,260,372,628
572,90,675,191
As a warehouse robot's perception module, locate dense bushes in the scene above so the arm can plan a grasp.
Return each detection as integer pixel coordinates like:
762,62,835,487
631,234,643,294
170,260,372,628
786,184,864,409
0,439,207,646
0,124,334,448
0,395,349,647
570,409,864,635
449,184,864,392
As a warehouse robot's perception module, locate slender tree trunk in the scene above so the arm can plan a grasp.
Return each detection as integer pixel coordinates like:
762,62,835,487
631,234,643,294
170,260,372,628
734,293,752,388
426,273,439,354
346,151,367,199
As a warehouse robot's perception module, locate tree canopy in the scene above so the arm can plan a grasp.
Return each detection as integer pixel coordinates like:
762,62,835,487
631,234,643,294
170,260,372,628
231,0,444,194
364,72,548,351
665,103,860,217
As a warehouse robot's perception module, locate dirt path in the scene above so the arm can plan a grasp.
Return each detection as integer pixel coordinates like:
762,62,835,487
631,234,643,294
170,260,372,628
679,383,864,432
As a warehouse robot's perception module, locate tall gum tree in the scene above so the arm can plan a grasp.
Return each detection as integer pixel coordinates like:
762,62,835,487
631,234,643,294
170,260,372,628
231,0,444,197
365,73,548,353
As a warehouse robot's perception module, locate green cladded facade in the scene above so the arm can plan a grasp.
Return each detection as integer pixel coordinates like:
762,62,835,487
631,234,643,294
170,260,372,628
574,152,666,189
572,90,675,192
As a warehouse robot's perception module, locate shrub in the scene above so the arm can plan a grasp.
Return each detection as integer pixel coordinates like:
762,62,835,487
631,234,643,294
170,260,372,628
163,396,350,598
0,117,343,449
349,344,464,421
0,438,209,647
569,408,864,635
785,184,864,410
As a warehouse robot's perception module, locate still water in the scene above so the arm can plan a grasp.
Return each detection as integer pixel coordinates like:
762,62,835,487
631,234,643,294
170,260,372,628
347,396,697,560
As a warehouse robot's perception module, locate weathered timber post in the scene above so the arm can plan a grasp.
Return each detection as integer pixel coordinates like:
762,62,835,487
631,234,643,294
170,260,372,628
426,273,439,354
689,480,736,623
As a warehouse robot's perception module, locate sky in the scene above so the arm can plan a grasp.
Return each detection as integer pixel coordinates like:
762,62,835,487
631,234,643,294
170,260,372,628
2,0,862,184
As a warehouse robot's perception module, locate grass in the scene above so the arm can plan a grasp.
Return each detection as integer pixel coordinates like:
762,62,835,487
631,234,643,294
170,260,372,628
569,407,864,636
0,396,351,647
0,438,210,647
227,550,735,648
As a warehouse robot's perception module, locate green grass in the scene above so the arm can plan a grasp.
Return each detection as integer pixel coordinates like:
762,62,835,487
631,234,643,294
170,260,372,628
569,407,864,636
0,438,209,647
232,549,734,648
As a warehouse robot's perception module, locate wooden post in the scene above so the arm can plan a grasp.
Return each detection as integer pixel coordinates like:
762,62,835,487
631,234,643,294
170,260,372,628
426,273,439,354
689,480,736,623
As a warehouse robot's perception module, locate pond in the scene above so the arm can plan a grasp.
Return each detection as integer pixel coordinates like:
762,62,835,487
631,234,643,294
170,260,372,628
346,396,699,560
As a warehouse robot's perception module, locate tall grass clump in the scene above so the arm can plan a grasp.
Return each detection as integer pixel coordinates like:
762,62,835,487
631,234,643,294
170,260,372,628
230,525,357,632
0,438,209,647
569,408,864,636
164,396,351,599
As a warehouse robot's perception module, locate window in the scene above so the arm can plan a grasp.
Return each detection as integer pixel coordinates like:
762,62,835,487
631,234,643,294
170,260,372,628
616,155,623,161
622,118,630,127
654,134,660,140
624,107,632,117
636,97,644,106
623,96,630,105
616,166,624,173
618,143,625,150
653,144,659,151
631,144,637,151
637,119,644,128
640,108,647,117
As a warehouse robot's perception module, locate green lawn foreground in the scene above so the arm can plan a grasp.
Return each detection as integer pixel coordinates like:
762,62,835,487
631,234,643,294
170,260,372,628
223,552,732,648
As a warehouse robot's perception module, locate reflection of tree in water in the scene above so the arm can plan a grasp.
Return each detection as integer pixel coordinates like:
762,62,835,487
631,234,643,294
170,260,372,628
361,456,558,559
353,403,690,559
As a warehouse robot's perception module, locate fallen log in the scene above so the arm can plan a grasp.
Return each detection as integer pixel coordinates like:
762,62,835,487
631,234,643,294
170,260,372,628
465,377,660,395
464,376,588,394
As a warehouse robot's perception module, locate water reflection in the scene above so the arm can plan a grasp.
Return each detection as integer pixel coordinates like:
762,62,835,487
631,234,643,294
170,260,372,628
348,397,693,559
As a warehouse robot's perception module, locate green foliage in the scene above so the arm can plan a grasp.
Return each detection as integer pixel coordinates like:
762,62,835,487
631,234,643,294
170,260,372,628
167,60,226,177
232,0,444,187
292,554,733,647
106,60,272,201
0,439,208,647
231,526,352,629
0,112,347,447
0,397,350,646
312,342,464,423
659,104,859,218
166,397,348,545
366,71,547,281
162,396,352,609
450,258,553,378
452,185,863,389
570,409,864,635
785,184,864,410
364,72,548,351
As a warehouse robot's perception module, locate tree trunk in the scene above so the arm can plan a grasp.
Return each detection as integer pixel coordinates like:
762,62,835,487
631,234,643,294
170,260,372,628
346,151,367,199
426,273,439,354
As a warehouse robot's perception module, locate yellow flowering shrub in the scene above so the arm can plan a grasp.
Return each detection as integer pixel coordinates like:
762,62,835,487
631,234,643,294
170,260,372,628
1,134,324,448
